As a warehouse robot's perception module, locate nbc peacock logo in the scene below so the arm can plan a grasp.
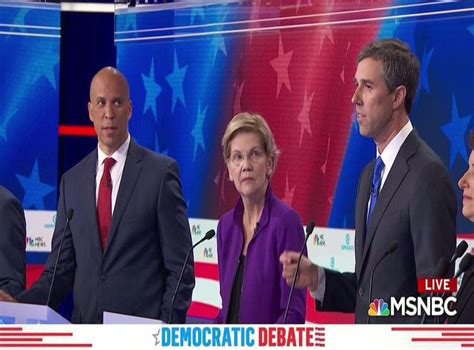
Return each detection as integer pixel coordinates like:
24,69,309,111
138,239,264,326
368,298,390,317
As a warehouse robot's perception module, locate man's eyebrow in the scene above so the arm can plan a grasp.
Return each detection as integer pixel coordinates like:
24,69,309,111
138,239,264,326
354,78,374,85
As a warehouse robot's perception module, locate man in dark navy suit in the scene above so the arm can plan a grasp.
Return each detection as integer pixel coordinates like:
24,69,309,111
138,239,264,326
281,39,456,323
0,67,194,324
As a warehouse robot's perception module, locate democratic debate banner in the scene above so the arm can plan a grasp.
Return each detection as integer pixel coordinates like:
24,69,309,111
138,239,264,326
1,0,474,325
1,324,474,349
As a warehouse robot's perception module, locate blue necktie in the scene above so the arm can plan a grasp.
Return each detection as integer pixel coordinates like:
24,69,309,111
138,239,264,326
367,156,385,228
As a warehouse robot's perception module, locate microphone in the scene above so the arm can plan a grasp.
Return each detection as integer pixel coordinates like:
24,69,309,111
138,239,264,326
454,253,473,279
444,254,474,318
447,241,468,271
425,241,468,323
367,240,399,324
46,208,74,307
420,256,450,324
451,262,474,322
435,257,451,281
283,220,315,324
167,229,215,324
419,244,468,324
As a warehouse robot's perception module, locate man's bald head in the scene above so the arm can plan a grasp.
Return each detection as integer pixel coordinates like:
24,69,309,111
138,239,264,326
88,66,132,155
89,67,130,102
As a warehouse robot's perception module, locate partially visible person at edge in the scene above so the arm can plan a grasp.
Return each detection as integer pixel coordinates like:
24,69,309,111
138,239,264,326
214,112,307,324
0,186,26,297
449,132,474,324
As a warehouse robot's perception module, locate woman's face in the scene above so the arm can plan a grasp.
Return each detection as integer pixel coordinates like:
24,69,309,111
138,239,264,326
226,131,273,201
459,150,474,222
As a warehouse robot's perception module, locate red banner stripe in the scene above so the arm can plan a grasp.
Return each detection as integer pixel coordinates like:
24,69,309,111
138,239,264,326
187,301,219,319
0,338,42,341
0,345,91,348
0,333,72,337
58,126,96,137
194,262,219,280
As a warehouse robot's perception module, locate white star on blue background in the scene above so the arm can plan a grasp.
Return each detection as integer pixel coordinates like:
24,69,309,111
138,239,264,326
16,159,55,209
31,41,59,90
210,12,228,66
191,102,207,162
0,107,17,142
420,46,434,94
165,50,188,114
141,58,162,121
190,7,205,24
12,8,29,32
211,33,227,66
124,13,137,32
441,95,472,169
154,131,168,156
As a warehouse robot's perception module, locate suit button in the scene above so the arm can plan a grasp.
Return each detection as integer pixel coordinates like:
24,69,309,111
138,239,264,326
100,274,107,281
359,287,364,296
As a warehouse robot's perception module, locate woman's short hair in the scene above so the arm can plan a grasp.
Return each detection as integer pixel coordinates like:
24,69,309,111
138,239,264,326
222,112,280,171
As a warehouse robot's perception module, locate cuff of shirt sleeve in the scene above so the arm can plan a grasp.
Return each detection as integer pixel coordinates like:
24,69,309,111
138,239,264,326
309,266,326,304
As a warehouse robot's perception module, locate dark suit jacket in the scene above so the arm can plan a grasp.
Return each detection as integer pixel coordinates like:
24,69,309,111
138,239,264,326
0,186,26,296
17,140,195,323
448,267,474,324
319,130,456,323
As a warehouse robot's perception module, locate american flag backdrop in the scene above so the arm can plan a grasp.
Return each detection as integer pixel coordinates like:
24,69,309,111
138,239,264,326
114,0,474,322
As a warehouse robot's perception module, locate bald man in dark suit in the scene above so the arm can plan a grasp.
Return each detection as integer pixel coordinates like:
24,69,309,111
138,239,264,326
0,67,194,324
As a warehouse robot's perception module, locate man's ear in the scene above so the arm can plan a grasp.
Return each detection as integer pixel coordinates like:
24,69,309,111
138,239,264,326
393,85,407,111
88,102,93,122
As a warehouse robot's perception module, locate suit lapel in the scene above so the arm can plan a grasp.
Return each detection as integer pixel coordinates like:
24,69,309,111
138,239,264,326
360,130,419,273
355,163,372,279
104,140,143,256
82,151,103,256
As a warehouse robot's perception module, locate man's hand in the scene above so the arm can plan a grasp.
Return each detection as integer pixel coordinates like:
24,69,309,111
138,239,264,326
279,251,319,292
0,290,17,302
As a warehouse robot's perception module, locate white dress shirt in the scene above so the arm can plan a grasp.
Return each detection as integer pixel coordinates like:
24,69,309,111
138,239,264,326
95,134,131,214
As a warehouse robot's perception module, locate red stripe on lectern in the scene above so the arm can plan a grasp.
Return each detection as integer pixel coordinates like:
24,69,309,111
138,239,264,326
0,333,72,336
393,327,474,331
194,262,218,280
443,333,474,336
0,338,42,341
58,126,96,137
413,338,474,342
0,344,92,348
462,344,474,347
187,301,219,319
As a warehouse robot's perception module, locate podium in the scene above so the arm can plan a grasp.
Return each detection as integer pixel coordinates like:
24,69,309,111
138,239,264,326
0,302,165,324
103,311,163,324
0,301,69,324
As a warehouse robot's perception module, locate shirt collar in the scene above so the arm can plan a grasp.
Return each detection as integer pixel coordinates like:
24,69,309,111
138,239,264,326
97,134,131,168
377,120,413,169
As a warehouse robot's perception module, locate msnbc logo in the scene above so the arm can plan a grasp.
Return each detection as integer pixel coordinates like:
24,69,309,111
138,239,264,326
368,298,390,317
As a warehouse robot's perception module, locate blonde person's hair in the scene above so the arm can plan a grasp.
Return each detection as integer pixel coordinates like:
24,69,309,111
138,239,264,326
221,112,280,173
